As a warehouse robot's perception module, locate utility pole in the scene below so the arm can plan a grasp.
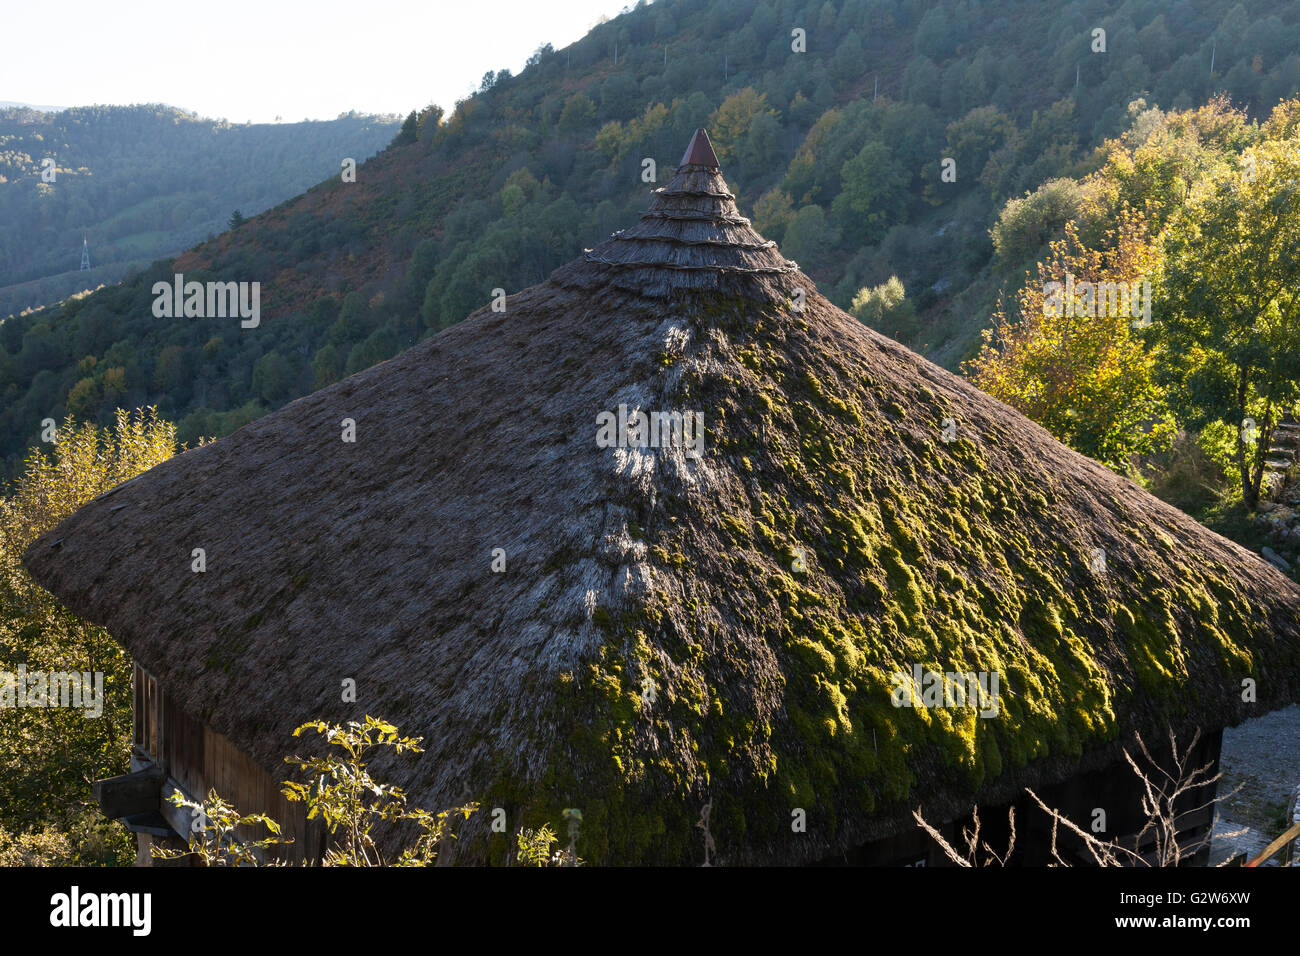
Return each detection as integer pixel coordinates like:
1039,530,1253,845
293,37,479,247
873,75,878,101
724,54,728,81
1210,37,1216,74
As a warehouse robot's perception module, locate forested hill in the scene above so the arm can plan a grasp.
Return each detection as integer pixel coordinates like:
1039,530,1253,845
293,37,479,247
0,105,401,315
3,0,1300,476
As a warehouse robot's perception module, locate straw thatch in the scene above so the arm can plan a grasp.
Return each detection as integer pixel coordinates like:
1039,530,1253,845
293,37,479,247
25,129,1300,865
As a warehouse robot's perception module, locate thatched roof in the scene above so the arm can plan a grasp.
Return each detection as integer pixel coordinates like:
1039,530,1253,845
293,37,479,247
25,129,1300,865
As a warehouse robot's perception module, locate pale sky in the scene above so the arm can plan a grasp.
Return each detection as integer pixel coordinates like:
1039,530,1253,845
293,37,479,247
2,0,639,122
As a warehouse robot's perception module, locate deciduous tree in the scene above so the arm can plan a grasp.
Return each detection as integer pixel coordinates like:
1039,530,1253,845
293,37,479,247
1158,137,1300,507
967,213,1173,469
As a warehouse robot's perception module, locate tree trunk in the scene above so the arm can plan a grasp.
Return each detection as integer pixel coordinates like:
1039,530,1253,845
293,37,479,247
1239,447,1254,509
1249,404,1277,510
1236,370,1255,509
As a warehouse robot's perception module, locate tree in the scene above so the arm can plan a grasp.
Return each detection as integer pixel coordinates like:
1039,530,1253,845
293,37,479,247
395,110,418,146
228,209,246,230
598,73,640,121
830,32,866,86
251,351,293,402
788,91,817,128
152,344,187,392
404,241,439,302
780,204,840,267
990,178,1090,265
558,93,596,134
0,409,176,864
753,188,795,243
329,291,371,346
345,326,401,375
311,344,342,389
741,110,783,173
709,88,778,164
500,167,541,217
1157,138,1300,508
65,376,99,419
101,366,127,406
902,55,941,107
1137,15,1175,71
416,105,444,144
1092,97,1253,237
833,140,909,244
966,214,1174,470
851,276,918,339
914,6,958,59
946,106,1015,187
595,120,627,159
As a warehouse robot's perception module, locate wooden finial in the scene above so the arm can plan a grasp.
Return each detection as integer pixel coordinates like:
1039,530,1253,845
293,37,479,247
680,128,719,168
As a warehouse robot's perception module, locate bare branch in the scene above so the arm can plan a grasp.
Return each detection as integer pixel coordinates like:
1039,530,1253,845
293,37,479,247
912,807,972,867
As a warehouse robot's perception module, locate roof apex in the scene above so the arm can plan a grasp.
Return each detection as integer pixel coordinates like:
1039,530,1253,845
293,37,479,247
680,128,719,167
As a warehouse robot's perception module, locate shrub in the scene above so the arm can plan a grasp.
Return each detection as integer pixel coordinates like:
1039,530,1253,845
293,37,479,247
851,276,918,340
991,178,1089,265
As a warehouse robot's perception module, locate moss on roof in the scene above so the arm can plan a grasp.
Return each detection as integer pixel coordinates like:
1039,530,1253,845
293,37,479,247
469,286,1298,863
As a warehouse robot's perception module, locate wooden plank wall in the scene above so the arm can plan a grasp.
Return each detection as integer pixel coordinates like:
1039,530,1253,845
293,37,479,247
134,664,320,863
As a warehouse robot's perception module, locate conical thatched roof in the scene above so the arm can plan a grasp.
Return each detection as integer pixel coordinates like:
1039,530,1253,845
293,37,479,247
25,130,1300,865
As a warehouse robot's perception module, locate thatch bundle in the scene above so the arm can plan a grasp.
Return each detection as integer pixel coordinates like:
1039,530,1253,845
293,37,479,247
25,130,1300,865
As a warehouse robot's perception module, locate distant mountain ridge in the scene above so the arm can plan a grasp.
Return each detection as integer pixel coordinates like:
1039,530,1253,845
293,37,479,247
0,103,401,314
0,101,65,112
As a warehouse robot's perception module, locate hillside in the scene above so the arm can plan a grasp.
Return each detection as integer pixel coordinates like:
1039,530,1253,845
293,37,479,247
3,0,1300,478
0,105,400,316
